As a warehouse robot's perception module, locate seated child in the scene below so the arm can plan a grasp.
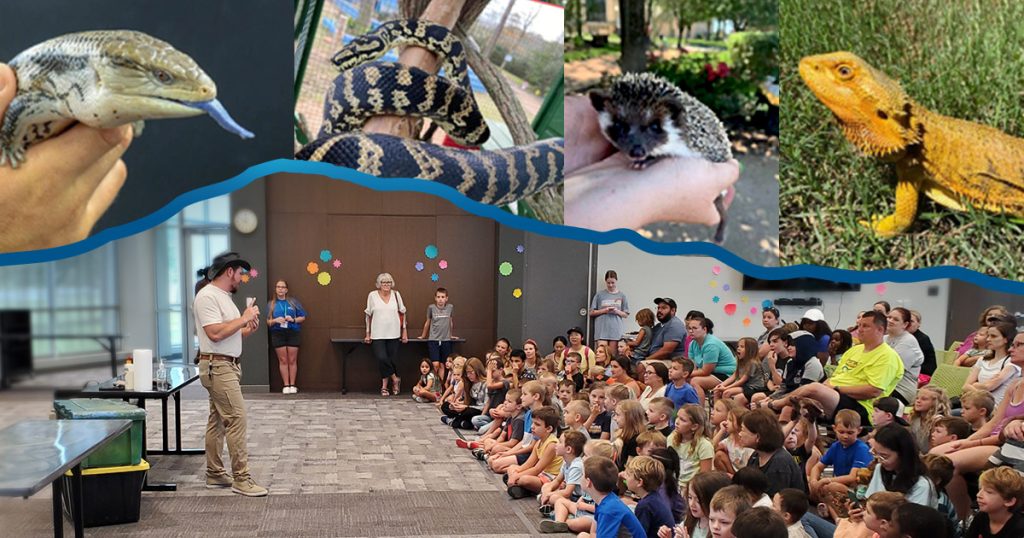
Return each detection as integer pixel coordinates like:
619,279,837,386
732,466,772,508
732,507,788,538
583,383,611,440
773,489,812,538
832,491,904,538
558,379,577,409
658,470,733,538
412,358,440,402
463,390,522,458
637,430,668,457
544,440,615,534
715,406,753,475
871,397,909,432
576,456,647,538
539,430,587,513
664,357,700,409
565,399,592,437
489,380,548,472
965,467,1024,538
959,390,995,434
623,455,674,537
646,397,676,437
560,351,585,391
920,453,960,538
708,485,754,538
929,417,971,449
809,409,872,501
506,406,564,499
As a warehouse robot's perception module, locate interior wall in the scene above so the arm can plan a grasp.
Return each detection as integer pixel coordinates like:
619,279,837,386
231,180,270,387
595,244,953,345
265,173,497,392
947,280,1024,343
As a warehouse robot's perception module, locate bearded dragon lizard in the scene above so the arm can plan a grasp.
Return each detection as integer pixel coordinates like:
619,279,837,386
799,51,1024,237
1,30,254,168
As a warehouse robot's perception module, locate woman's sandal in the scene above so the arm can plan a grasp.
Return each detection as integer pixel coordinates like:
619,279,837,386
392,377,401,395
381,387,390,396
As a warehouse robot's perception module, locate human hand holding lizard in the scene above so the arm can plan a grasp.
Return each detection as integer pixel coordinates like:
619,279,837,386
0,63,132,253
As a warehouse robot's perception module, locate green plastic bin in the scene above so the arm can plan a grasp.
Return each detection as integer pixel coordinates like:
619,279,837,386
53,399,145,469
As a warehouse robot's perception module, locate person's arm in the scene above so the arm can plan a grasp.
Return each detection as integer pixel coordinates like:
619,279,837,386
694,361,717,377
831,383,883,400
971,363,1017,392
628,328,646,349
962,365,980,390
809,461,825,484
419,318,430,339
364,294,374,343
293,303,306,324
203,305,259,342
645,340,678,362
449,314,456,339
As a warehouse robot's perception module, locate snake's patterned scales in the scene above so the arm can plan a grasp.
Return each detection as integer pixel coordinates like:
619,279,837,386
298,19,563,205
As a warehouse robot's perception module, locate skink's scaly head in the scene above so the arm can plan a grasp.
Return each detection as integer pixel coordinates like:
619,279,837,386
98,31,217,119
799,52,919,157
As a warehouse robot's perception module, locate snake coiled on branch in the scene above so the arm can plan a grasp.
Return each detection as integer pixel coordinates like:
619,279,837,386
297,19,563,205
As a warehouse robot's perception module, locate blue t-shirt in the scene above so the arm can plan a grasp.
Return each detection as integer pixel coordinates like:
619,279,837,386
664,382,700,408
635,492,675,538
269,298,306,332
522,409,534,443
649,316,686,358
820,439,872,477
595,492,647,538
688,334,736,376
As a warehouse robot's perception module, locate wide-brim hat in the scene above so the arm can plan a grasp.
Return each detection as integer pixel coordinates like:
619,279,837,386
207,251,252,280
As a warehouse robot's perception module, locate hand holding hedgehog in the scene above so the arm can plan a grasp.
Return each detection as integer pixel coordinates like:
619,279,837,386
564,88,739,239
585,73,735,243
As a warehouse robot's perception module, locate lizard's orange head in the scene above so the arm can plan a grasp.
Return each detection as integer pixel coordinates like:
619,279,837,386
799,52,919,157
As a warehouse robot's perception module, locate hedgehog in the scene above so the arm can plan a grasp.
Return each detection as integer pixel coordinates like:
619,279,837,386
589,72,733,243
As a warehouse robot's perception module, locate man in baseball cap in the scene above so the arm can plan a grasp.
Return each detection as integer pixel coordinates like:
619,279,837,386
647,297,686,361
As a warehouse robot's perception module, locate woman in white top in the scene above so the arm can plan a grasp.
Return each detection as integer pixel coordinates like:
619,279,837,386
962,321,1019,405
883,307,924,405
638,361,669,409
364,272,407,396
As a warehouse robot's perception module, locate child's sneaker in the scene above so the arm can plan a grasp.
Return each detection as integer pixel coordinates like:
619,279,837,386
441,416,453,426
538,504,554,516
455,439,471,449
507,485,529,499
413,395,425,403
472,448,487,461
539,520,569,533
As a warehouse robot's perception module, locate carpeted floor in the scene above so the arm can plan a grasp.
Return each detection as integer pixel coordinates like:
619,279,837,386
0,367,567,537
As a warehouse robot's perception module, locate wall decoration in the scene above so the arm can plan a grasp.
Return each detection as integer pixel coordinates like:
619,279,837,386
439,260,448,270
332,259,342,269
741,296,748,303
513,288,523,298
516,244,525,253
431,273,439,282
875,283,887,295
724,303,737,316
498,262,513,276
712,296,720,303
306,262,319,274
317,272,331,286
711,266,721,275
424,244,439,259
710,280,717,288
750,307,758,315
742,317,751,327
761,299,773,309
319,249,332,262
722,284,731,291
249,269,259,279
414,262,424,272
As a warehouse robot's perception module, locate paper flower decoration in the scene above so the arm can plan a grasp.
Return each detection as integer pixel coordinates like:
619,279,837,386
439,260,448,270
241,274,250,283
742,317,751,327
516,244,525,253
414,262,424,272
431,273,439,282
750,307,758,315
724,303,737,316
875,284,887,295
513,288,523,298
319,250,332,262
761,299,773,309
741,296,748,303
709,280,717,288
498,262,513,276
249,269,259,279
722,284,731,292
317,272,331,286
306,262,319,275
711,266,721,275
712,296,720,303
332,259,342,269
424,245,439,259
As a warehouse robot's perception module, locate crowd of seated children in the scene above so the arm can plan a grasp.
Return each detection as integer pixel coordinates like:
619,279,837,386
418,303,1021,537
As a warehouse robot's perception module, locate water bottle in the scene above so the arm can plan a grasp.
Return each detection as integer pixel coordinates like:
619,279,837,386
156,358,167,390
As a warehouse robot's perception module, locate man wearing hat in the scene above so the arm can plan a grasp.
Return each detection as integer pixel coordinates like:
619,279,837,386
646,298,686,362
193,252,267,497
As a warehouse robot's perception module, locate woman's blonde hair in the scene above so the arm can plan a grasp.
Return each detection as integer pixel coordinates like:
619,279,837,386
374,272,395,288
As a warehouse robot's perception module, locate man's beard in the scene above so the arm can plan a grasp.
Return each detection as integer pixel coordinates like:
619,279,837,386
230,282,239,294
656,312,668,323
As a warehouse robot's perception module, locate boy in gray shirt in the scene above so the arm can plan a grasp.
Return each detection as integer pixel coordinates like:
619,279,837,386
420,287,455,382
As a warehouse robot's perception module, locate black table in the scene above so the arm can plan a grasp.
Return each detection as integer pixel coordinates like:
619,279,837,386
0,419,131,538
58,364,202,491
0,334,122,378
330,330,466,394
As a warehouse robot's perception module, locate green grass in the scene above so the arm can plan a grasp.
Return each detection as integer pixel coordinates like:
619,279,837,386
564,42,620,62
780,0,1024,279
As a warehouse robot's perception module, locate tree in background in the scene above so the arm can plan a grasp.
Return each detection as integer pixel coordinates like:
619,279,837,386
657,0,715,49
619,0,647,72
722,0,778,31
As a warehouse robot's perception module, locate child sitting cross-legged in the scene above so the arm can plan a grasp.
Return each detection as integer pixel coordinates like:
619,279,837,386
544,439,615,534
538,430,587,517
772,488,812,538
646,397,676,438
965,466,1024,538
714,405,753,476
488,380,550,473
808,409,873,502
506,406,564,499
460,389,522,459
576,456,647,538
920,453,960,538
622,455,675,537
412,358,441,402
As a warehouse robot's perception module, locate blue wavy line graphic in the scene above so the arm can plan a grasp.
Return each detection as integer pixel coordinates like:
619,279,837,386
3,159,1022,295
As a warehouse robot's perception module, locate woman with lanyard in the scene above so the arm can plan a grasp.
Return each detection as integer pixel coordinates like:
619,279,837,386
268,280,306,394
364,272,407,396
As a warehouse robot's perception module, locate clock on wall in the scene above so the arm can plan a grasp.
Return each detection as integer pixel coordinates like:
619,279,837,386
233,208,258,234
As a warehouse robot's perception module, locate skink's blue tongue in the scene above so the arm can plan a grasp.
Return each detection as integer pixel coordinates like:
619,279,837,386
184,99,255,139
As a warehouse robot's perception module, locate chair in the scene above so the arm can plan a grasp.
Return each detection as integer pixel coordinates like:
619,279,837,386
927,364,972,399
947,340,963,352
939,349,959,365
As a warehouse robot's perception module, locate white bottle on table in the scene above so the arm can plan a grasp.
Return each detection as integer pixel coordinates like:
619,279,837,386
125,357,135,390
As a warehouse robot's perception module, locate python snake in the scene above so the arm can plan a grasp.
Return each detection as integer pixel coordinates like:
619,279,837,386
1,30,254,169
299,19,563,205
